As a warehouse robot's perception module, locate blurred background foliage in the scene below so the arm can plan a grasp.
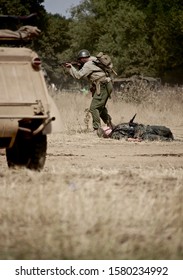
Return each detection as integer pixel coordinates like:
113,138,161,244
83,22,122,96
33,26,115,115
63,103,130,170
0,0,183,88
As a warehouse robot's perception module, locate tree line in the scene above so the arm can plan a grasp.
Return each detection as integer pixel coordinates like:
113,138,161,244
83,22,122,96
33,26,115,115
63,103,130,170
0,0,183,87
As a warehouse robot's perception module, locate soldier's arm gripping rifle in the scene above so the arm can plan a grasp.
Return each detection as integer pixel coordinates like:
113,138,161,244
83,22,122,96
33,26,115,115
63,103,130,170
60,61,83,69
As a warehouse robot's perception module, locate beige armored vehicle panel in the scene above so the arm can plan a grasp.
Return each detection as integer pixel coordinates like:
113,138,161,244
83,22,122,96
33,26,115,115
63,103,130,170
0,46,61,170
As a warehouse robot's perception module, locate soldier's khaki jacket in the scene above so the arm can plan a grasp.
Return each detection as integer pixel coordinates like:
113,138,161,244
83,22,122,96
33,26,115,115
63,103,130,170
69,56,111,94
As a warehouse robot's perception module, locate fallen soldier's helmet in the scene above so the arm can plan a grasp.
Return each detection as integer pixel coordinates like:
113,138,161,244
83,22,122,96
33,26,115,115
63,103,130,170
103,122,174,141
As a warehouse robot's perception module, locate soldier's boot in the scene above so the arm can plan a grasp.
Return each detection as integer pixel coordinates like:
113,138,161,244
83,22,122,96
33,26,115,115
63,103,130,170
97,127,105,138
106,119,116,130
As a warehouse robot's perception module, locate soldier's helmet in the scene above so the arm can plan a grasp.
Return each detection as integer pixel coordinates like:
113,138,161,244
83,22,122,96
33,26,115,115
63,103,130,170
77,49,90,59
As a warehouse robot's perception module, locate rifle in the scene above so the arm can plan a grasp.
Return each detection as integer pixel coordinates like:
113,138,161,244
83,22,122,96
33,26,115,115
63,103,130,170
59,61,83,69
129,113,137,127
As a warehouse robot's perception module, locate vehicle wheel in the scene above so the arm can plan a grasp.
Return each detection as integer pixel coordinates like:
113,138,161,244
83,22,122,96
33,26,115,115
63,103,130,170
6,132,47,171
27,134,47,171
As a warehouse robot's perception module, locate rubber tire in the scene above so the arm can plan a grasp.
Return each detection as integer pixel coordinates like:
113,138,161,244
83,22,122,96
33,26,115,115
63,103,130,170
6,132,47,171
28,134,47,171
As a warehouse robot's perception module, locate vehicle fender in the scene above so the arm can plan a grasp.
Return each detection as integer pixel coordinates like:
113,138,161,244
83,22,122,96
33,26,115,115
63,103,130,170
0,119,19,148
43,95,62,134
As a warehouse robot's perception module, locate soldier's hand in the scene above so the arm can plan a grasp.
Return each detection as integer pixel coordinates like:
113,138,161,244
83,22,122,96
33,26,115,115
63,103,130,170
65,63,72,68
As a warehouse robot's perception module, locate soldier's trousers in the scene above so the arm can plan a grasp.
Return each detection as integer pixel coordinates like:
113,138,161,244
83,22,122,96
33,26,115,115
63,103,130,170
89,81,113,130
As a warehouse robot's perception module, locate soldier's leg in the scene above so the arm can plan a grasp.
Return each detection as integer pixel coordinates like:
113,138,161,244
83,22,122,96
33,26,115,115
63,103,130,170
100,82,114,127
89,83,112,130
100,107,112,125
89,94,102,130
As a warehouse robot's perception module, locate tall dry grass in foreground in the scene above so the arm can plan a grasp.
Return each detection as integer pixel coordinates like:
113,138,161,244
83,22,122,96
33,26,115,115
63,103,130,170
0,85,183,260
53,85,183,134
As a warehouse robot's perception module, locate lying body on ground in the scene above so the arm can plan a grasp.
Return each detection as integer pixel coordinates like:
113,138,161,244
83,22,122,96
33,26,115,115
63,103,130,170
102,121,174,141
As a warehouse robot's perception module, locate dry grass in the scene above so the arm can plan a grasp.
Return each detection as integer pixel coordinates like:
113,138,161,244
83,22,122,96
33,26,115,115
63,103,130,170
0,85,183,260
52,85,183,132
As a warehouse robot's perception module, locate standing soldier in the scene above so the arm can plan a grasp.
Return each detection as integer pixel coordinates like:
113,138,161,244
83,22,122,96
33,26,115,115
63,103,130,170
64,49,114,137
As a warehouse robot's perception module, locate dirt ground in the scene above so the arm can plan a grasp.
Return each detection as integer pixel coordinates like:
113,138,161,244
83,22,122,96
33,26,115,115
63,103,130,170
0,92,183,260
0,128,182,260
46,128,183,171
0,126,183,171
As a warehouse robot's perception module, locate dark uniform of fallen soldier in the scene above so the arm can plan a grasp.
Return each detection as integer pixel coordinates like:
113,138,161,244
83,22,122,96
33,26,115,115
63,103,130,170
101,114,174,141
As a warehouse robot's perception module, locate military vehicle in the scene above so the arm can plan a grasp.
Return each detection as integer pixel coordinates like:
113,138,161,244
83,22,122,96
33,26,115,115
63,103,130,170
113,75,161,92
0,15,61,170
